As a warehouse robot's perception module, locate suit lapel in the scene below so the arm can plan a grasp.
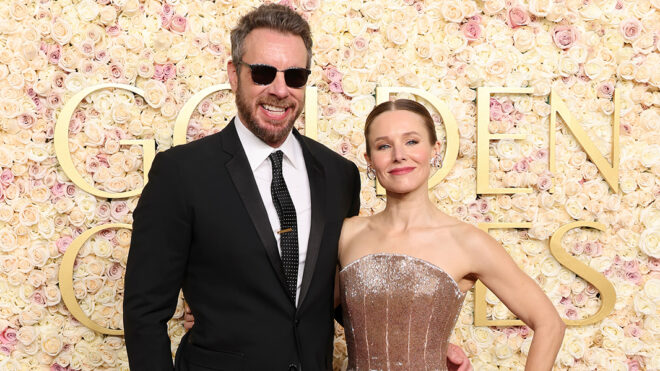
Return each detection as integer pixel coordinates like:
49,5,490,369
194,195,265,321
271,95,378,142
221,120,288,291
295,131,326,309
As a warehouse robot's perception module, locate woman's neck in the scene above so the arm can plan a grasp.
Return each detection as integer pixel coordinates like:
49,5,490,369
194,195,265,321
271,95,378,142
379,185,438,231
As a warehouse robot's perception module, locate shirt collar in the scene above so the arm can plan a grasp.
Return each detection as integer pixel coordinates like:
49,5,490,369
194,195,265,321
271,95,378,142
234,115,303,171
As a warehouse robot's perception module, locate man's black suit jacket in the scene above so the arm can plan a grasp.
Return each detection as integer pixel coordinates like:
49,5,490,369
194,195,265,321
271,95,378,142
123,120,361,370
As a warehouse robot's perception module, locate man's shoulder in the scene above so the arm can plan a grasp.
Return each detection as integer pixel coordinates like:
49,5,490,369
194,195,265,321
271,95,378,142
157,130,226,162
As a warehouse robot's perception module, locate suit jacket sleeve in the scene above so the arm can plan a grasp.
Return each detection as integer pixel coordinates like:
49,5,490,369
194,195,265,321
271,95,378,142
123,150,191,371
336,162,362,325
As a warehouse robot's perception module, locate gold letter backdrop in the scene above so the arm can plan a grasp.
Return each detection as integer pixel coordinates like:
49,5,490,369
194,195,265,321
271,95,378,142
0,0,658,370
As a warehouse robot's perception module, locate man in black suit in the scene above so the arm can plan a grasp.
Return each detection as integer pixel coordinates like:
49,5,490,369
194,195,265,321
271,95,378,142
124,4,470,371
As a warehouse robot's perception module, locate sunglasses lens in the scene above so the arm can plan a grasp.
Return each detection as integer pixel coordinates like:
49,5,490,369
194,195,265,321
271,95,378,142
244,63,310,88
284,68,310,88
249,65,277,85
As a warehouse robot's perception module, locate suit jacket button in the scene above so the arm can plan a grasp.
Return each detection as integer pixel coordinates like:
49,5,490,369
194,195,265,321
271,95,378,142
288,363,299,371
294,318,300,325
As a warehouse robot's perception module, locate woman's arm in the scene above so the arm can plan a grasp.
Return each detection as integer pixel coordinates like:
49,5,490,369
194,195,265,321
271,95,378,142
466,228,565,370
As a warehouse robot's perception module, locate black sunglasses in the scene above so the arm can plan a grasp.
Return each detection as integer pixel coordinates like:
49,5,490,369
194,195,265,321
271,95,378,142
238,61,311,88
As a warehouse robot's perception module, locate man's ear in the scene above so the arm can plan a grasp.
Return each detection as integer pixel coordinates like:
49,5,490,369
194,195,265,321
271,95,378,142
227,60,238,92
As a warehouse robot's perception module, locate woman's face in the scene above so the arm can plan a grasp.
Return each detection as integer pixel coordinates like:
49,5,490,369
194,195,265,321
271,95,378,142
365,109,441,195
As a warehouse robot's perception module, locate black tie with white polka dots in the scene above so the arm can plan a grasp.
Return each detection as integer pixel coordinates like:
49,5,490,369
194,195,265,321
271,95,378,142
269,150,298,302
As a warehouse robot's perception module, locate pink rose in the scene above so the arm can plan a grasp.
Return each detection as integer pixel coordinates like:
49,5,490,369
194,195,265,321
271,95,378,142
572,292,588,306
51,182,66,198
0,327,17,344
56,235,73,254
513,159,529,172
66,184,77,197
584,241,603,257
324,66,343,82
31,290,46,306
0,344,13,355
623,260,639,273
620,18,642,41
301,0,320,11
490,98,504,121
95,49,109,63
47,44,61,64
353,36,368,51
507,7,530,28
552,25,578,49
461,20,482,41
162,63,176,80
106,25,121,37
329,81,343,93
454,205,468,218
0,169,14,186
17,113,36,129
337,140,351,156
109,63,123,79
501,99,514,114
99,228,116,240
519,326,530,337
107,262,124,280
564,306,578,320
626,271,642,285
597,81,614,99
468,201,480,214
477,198,490,213
624,324,642,338
85,156,101,173
111,201,129,220
571,242,584,255
170,14,187,34
96,202,111,219
649,257,660,271
187,119,201,138
627,359,642,371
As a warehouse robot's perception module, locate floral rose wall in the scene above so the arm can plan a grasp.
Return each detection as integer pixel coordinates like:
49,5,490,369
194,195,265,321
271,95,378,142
0,0,659,370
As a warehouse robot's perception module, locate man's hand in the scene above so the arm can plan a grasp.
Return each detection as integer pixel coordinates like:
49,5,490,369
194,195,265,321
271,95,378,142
447,343,472,371
183,302,194,330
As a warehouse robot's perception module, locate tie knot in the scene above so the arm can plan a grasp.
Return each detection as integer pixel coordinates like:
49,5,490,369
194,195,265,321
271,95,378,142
269,150,284,171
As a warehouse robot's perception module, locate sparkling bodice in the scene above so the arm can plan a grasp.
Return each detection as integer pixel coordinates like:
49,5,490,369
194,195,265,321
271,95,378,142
340,254,465,371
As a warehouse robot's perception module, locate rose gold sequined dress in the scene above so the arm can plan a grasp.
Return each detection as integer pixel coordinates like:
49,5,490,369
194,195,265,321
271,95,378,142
340,254,465,371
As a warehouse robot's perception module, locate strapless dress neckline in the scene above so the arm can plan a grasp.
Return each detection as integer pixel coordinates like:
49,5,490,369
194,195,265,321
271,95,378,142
341,253,464,294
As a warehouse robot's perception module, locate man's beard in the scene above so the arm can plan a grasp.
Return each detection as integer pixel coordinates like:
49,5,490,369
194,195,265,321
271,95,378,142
235,83,303,146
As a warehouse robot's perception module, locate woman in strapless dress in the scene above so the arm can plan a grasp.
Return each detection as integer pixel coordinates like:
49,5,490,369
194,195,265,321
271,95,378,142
338,99,565,371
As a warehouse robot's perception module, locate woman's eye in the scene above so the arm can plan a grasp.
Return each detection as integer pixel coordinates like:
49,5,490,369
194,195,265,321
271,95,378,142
406,139,419,145
377,144,390,150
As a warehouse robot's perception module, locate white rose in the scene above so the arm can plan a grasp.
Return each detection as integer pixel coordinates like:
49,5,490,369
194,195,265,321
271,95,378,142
142,80,168,108
633,294,656,315
349,95,375,117
639,227,660,258
470,326,493,347
644,278,660,302
77,0,99,21
564,334,586,358
529,0,554,17
540,256,561,276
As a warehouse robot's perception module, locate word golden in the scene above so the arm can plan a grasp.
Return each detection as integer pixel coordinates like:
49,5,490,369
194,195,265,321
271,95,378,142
55,84,618,334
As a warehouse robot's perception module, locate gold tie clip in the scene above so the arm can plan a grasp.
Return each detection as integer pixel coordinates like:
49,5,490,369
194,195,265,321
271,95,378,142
278,228,293,234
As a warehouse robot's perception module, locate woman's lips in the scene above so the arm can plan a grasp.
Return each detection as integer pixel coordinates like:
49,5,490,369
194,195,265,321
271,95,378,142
388,166,415,175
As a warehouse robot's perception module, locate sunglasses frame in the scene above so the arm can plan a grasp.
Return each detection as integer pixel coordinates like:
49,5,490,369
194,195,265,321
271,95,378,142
238,61,311,88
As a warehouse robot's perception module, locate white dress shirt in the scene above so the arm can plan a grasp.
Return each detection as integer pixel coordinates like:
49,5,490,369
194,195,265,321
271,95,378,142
234,116,311,305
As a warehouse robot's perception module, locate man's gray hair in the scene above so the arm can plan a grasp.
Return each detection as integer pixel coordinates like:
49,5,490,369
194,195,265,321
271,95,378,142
231,4,313,68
